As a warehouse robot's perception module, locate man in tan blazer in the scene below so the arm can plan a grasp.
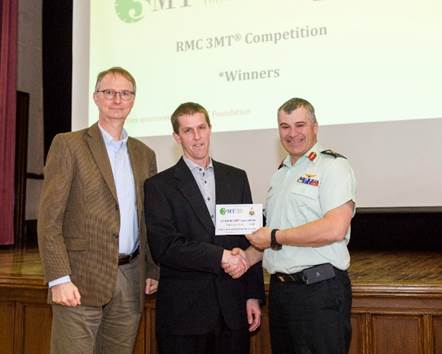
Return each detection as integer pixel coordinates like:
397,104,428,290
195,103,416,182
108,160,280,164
38,67,158,354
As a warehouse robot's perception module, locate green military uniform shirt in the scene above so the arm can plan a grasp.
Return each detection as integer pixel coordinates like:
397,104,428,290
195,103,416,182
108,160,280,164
263,143,356,274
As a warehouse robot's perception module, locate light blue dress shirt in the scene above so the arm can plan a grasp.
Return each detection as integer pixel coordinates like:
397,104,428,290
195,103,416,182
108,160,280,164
99,125,138,255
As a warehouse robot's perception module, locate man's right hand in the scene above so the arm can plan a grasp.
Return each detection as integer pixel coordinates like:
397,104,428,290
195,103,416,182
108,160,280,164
221,249,250,279
51,282,81,307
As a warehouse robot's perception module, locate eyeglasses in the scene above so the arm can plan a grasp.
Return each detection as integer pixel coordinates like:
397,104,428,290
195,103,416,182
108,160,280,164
96,89,135,101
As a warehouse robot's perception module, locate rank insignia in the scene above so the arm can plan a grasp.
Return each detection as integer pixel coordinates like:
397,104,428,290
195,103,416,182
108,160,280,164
297,175,319,186
307,152,317,161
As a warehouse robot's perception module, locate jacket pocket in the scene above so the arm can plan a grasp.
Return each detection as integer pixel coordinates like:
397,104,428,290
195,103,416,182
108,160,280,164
64,238,88,251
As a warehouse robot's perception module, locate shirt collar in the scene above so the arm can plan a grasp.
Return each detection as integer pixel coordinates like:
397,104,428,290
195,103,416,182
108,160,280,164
282,142,323,167
183,155,213,172
98,123,128,151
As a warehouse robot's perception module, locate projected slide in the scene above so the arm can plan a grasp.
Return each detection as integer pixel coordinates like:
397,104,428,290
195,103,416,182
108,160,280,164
89,0,442,137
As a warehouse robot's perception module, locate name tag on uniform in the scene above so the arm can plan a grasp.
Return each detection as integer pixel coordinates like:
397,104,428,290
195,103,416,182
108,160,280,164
215,204,263,235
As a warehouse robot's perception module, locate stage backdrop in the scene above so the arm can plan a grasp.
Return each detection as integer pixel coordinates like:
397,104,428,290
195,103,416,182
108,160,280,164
72,0,442,209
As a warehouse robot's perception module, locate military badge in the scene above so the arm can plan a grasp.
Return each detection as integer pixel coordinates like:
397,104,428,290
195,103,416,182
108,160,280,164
308,152,317,161
297,174,319,186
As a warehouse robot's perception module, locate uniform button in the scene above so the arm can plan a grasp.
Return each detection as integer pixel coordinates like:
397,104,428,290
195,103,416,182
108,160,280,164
113,233,119,239
115,204,119,211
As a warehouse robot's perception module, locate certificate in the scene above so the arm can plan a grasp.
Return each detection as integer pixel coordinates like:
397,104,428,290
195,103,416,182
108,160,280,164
215,204,263,235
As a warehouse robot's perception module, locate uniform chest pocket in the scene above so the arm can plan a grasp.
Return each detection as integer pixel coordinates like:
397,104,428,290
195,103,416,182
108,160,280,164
289,183,319,208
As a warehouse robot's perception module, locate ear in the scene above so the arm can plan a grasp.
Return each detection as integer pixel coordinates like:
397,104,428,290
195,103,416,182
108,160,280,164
173,132,181,144
314,123,319,135
93,92,99,105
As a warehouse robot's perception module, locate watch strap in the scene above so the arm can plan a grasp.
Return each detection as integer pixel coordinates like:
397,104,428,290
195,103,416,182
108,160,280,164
271,228,282,250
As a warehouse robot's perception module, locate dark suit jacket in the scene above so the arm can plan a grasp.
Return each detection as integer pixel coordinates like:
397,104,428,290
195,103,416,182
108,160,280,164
144,158,264,335
37,123,158,310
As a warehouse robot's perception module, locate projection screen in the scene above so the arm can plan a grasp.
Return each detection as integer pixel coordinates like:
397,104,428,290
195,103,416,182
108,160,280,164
72,0,442,208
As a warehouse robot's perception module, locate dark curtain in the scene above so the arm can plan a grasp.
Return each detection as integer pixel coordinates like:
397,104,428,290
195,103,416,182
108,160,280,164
0,0,18,245
42,0,72,158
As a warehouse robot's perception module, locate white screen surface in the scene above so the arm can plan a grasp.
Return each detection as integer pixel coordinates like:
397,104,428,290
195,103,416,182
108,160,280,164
72,0,442,208
87,0,442,136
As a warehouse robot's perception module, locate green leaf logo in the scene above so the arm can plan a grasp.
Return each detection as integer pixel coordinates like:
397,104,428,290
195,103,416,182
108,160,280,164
115,0,144,23
219,208,226,216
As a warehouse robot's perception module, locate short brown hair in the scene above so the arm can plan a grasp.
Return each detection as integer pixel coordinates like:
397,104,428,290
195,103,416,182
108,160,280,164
95,66,136,93
171,102,211,134
278,98,317,124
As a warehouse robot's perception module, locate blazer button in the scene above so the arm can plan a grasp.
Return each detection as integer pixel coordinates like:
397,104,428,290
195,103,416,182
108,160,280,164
115,204,119,211
113,233,119,239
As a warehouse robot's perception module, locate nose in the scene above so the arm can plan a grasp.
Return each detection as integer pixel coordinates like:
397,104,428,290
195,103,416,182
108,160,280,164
112,92,122,103
193,129,201,140
288,127,297,137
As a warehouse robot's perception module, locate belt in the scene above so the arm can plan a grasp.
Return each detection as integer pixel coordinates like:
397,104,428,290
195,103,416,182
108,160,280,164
272,263,337,285
272,271,305,284
118,247,140,266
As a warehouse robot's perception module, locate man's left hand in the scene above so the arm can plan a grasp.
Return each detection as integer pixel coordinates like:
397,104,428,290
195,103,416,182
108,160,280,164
145,278,158,294
246,299,261,332
246,227,272,250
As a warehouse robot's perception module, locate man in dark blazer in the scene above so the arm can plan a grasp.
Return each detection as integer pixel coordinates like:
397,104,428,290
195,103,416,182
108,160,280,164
38,67,158,354
144,102,265,354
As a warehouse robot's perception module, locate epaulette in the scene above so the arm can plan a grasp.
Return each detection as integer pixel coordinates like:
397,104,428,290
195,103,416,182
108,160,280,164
277,160,284,169
321,149,347,159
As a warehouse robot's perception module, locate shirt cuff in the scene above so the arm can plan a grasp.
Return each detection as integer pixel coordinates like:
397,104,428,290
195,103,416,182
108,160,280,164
48,275,71,288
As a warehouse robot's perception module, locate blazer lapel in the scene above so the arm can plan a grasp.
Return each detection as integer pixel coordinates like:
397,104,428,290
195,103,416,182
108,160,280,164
127,138,144,224
85,123,118,201
174,158,215,235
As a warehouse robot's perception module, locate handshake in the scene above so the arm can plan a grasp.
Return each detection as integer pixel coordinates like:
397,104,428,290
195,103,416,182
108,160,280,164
221,248,251,279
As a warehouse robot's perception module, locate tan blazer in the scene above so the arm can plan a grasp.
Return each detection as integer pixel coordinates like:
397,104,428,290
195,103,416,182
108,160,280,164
38,123,158,310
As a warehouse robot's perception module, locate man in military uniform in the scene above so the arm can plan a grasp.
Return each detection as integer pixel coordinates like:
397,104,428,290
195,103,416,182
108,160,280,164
226,97,356,354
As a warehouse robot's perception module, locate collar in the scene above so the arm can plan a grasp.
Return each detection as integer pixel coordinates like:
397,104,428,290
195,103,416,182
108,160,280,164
98,123,128,151
282,142,323,168
183,155,213,172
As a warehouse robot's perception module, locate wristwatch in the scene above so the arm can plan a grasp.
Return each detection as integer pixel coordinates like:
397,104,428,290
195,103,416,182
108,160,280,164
271,229,282,250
